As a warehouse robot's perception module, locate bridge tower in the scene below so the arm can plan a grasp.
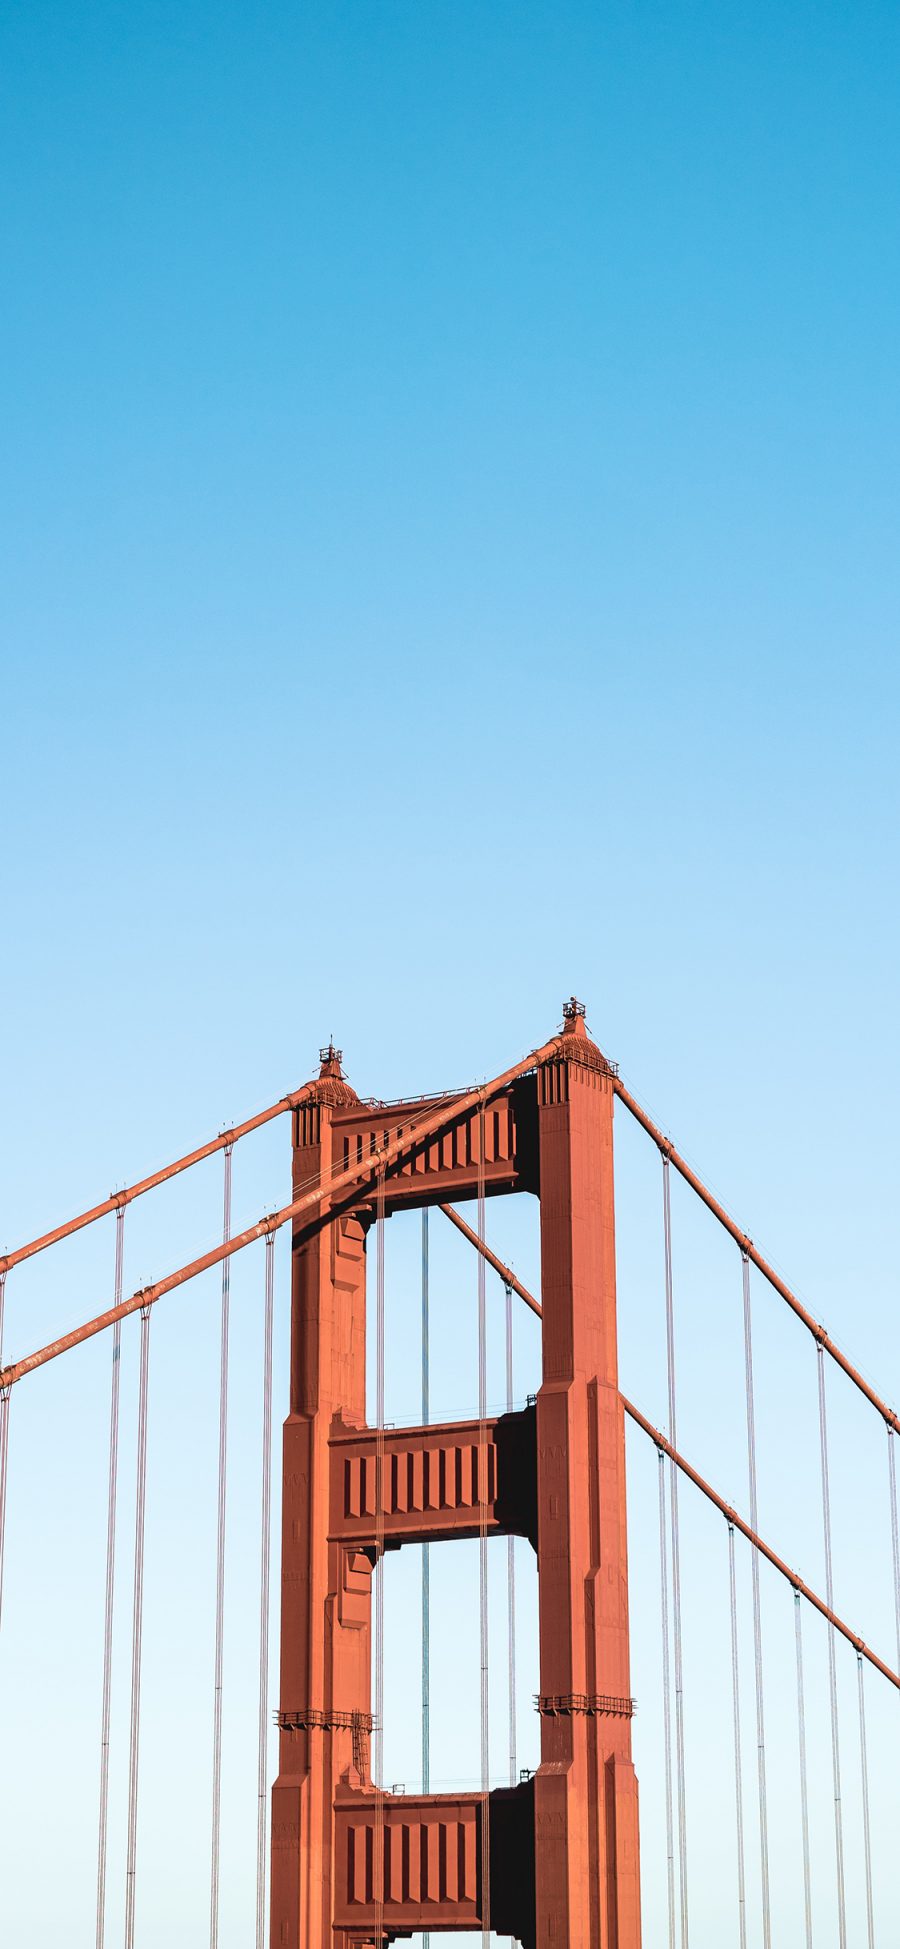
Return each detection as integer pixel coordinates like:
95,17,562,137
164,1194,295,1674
270,1004,641,1947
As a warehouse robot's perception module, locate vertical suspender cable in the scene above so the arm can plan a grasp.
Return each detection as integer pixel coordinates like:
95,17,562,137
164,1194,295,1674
0,1270,11,1640
505,1275,517,1949
856,1653,875,1949
124,1302,152,1949
658,1447,677,1949
888,1427,900,1681
210,1144,233,1949
505,1280,517,1791
793,1592,813,1949
817,1343,847,1948
477,1104,490,1948
421,1207,430,1949
96,1206,125,1949
374,1176,386,1946
255,1232,275,1949
741,1254,771,1946
662,1156,689,1947
727,1523,747,1949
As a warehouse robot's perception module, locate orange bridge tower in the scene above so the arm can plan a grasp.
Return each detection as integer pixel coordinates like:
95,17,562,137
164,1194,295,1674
270,1004,641,1947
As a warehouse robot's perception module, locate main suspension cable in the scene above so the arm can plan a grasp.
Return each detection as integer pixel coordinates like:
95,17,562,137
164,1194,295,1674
793,1592,813,1949
857,1651,875,1949
421,1208,430,1949
657,1447,677,1949
741,1254,771,1946
614,1077,900,1438
124,1303,152,1949
96,1207,125,1949
817,1343,847,1948
210,1145,233,1949
477,1104,490,1949
3,1037,565,1397
727,1522,747,1949
662,1156,689,1946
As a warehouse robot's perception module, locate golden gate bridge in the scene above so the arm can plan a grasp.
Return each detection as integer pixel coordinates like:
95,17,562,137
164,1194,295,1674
0,999,897,1945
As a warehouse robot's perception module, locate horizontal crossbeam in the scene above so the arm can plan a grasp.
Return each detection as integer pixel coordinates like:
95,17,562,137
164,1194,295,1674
329,1408,537,1550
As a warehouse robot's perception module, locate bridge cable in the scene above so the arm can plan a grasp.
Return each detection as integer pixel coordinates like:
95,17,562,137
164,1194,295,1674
727,1522,747,1949
506,1279,517,1791
421,1206,430,1949
888,1427,900,1680
477,1103,491,1949
374,1176,386,1945
856,1651,875,1949
817,1342,847,1947
210,1144,233,1949
0,1269,10,1640
96,1206,125,1949
255,1232,275,1949
657,1447,677,1949
662,1156,689,1946
792,1593,814,1947
741,1254,772,1947
124,1301,152,1949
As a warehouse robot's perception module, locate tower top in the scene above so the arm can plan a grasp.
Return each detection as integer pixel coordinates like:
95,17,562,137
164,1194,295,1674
305,1040,360,1107
561,996,588,1038
318,1041,344,1079
556,997,617,1076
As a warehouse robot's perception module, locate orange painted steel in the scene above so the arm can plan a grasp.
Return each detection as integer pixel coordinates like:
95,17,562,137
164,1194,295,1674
436,1193,900,1697
622,1397,900,1694
271,1007,642,1949
0,1089,312,1275
0,1036,560,1392
438,1201,542,1316
613,1076,900,1437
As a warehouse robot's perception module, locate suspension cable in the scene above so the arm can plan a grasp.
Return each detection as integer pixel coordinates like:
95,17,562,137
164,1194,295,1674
373,1177,386,1946
256,1231,275,1949
2,1037,565,1397
421,1207,430,1949
727,1522,747,1949
0,1090,312,1275
210,1145,233,1949
657,1447,677,1949
793,1592,813,1949
741,1254,771,1945
889,1427,900,1680
124,1302,152,1949
857,1651,875,1949
817,1343,847,1947
505,1280,517,1794
614,1077,900,1437
96,1207,125,1949
477,1104,490,1949
662,1156,689,1946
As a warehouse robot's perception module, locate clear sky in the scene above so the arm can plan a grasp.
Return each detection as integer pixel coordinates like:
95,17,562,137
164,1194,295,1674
2,3,899,1945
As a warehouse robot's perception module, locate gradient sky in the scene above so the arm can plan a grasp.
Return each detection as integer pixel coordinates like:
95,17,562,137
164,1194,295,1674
2,3,899,1944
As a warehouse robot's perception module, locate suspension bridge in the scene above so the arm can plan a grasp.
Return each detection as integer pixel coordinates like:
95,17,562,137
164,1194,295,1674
0,999,897,1946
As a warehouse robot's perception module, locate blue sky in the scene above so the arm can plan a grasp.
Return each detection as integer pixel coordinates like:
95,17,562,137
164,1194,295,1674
2,2,899,1943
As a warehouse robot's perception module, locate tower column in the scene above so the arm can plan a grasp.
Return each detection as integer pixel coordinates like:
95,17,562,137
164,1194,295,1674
270,1047,372,1949
534,1003,641,1949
